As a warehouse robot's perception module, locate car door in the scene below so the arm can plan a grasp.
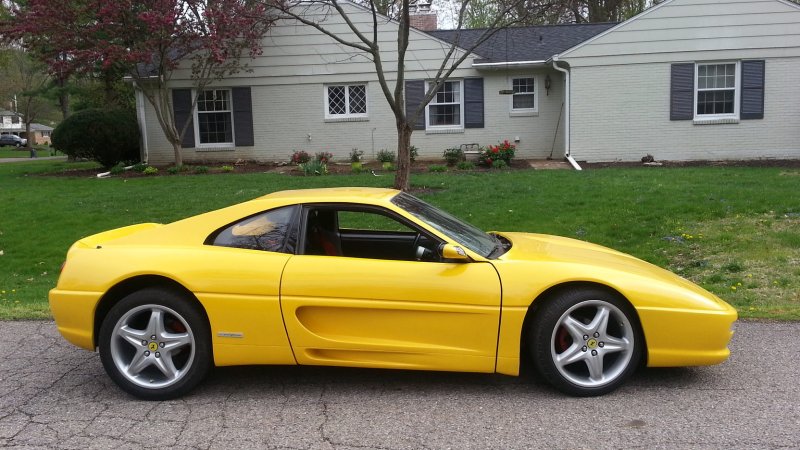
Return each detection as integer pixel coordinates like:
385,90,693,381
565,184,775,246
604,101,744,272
280,205,502,373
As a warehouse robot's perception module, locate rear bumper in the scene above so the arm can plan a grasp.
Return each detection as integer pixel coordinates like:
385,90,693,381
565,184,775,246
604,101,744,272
48,289,103,351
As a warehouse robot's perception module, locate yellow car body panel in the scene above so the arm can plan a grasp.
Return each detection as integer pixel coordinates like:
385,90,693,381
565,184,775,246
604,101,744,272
492,232,736,371
49,187,737,382
280,255,500,372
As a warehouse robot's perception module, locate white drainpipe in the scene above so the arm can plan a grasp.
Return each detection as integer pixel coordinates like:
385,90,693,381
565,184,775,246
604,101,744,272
552,58,581,171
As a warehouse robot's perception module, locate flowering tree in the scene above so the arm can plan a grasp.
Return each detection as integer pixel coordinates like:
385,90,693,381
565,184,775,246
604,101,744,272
269,0,527,191
2,0,277,165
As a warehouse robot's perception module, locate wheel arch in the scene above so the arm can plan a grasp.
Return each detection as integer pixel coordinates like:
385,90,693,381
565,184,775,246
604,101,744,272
93,275,208,349
519,281,648,368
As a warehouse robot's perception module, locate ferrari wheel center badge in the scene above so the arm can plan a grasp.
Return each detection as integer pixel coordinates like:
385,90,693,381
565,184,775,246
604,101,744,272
148,342,159,352
587,339,598,349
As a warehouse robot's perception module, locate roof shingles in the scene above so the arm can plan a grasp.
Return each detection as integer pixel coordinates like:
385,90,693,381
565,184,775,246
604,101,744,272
427,23,617,63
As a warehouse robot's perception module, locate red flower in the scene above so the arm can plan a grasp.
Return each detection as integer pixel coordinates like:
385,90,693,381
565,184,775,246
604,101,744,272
492,147,499,154
486,158,492,165
503,140,509,146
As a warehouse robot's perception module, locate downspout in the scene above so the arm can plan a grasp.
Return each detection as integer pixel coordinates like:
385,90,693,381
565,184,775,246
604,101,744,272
134,84,149,164
552,57,581,171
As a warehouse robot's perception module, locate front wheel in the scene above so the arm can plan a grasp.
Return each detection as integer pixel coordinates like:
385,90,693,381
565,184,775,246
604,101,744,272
99,288,211,400
528,288,643,396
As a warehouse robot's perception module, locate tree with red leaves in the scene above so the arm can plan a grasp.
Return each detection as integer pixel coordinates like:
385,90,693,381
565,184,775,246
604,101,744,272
2,0,277,165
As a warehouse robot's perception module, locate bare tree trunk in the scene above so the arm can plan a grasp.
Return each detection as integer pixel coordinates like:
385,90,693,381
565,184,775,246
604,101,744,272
393,121,412,191
171,140,184,166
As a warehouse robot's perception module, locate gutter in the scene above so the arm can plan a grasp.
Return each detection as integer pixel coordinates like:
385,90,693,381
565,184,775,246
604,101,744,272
551,56,581,171
471,60,548,70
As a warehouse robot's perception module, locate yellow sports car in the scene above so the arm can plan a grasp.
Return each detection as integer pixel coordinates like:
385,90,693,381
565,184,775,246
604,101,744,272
50,187,736,399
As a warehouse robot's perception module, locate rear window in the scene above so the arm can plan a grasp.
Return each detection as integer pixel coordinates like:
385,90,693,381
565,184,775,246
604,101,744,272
209,206,298,253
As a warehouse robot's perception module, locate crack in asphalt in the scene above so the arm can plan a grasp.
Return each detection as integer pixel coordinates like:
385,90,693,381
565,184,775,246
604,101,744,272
0,320,798,449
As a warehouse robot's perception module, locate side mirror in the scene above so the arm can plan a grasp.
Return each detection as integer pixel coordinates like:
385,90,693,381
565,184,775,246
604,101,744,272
439,244,470,262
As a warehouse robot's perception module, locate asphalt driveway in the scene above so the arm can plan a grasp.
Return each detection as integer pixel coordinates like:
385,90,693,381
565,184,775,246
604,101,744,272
1,320,797,449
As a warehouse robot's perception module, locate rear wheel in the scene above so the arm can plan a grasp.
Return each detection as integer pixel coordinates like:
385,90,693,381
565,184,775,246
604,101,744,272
99,288,211,400
529,288,642,396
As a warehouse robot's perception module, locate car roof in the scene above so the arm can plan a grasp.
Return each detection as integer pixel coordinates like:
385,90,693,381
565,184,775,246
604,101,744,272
258,187,400,204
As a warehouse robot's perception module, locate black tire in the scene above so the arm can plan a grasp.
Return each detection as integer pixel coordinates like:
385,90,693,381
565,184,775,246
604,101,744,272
98,287,212,400
528,288,643,396
14,142,21,148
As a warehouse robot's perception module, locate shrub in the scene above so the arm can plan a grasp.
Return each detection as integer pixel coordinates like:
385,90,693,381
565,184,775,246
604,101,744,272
457,161,475,170
51,108,140,168
315,151,333,164
382,162,395,171
132,162,149,172
376,149,395,163
299,160,328,176
143,166,158,175
109,163,125,175
351,165,363,174
349,148,363,162
290,150,310,165
492,159,509,169
167,166,179,175
443,147,464,166
409,145,419,163
193,165,209,174
428,164,447,173
479,140,515,167
220,165,235,172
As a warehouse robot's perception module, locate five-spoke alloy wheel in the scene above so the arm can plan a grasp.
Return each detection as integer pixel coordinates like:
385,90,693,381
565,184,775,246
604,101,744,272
99,288,211,400
529,288,643,396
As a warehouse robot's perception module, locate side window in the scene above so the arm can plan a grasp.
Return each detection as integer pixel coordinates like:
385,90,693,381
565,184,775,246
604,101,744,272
338,210,411,232
210,206,297,253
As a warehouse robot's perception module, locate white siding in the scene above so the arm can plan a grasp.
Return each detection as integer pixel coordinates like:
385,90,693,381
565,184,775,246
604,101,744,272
569,59,800,162
561,0,800,162
145,2,566,164
561,0,800,67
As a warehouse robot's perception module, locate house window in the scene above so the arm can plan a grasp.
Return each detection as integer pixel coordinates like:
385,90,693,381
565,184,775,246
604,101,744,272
325,84,367,119
695,63,738,118
426,80,463,129
11,116,20,124
195,89,234,145
511,77,536,111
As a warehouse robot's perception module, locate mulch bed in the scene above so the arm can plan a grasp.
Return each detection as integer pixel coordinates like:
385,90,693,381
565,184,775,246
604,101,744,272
38,158,800,178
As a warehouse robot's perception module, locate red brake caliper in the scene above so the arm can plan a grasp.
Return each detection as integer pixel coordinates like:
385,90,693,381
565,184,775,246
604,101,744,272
555,326,570,353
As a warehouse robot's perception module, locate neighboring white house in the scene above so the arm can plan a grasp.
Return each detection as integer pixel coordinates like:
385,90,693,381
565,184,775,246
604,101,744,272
0,109,54,145
136,0,800,165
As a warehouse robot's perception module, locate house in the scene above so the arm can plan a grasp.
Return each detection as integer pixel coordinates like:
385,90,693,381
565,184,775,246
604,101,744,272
135,0,800,166
0,109,54,145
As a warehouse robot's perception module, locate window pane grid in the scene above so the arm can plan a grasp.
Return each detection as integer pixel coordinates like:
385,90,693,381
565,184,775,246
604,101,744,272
428,81,462,127
197,89,233,144
696,63,736,116
327,84,367,117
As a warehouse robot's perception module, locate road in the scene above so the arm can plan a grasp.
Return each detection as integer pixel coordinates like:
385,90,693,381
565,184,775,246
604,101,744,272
0,320,798,449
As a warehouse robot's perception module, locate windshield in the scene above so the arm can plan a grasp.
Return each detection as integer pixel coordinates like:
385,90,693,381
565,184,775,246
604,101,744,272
391,192,498,258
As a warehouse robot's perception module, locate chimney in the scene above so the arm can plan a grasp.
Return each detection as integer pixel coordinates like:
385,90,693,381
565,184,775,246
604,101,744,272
409,0,437,31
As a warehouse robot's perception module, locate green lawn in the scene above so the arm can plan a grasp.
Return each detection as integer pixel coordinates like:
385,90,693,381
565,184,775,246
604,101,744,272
0,146,60,159
1,159,798,319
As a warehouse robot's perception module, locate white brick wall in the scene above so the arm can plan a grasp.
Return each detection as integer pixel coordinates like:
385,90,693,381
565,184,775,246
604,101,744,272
144,69,567,165
569,58,800,162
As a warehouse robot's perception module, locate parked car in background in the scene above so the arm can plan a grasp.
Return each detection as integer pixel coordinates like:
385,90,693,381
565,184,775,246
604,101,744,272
0,134,27,147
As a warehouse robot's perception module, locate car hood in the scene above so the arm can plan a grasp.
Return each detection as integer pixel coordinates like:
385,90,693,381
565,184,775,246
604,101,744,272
495,232,723,302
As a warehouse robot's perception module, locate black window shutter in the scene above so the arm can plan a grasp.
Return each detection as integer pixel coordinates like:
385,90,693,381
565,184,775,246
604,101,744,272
741,60,765,120
464,78,484,128
670,63,694,120
232,87,255,146
405,80,426,130
172,89,195,148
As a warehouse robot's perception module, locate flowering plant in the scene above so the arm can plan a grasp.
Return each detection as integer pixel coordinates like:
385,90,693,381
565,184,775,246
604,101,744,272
478,140,515,167
315,151,333,164
290,150,310,165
